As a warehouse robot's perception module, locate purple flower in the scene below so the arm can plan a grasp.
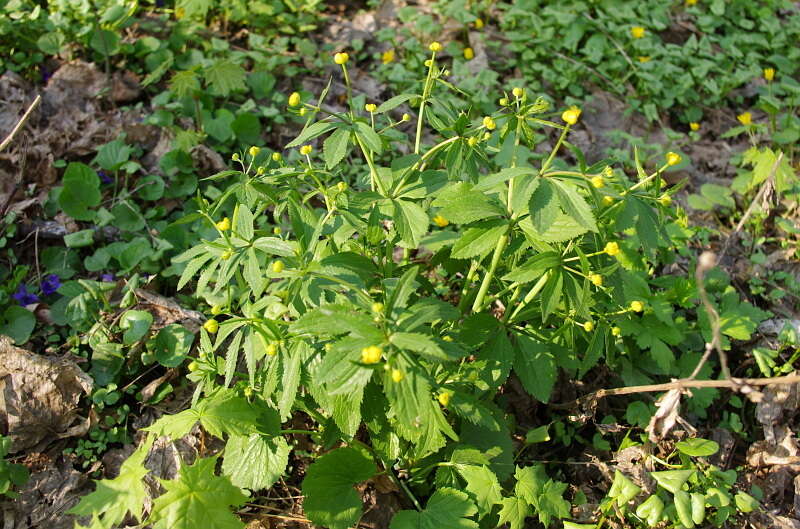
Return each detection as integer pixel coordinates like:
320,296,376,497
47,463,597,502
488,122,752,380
40,274,61,296
98,171,113,185
40,66,52,83
12,284,39,305
101,273,115,282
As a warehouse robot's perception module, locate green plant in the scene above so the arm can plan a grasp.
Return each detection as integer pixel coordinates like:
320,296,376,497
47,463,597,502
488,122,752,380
0,435,29,499
603,438,760,528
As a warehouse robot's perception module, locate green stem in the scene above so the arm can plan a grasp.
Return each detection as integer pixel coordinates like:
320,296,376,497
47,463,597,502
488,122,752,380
414,51,437,154
508,271,550,322
471,232,509,313
457,261,480,314
506,114,524,212
355,134,387,195
539,125,570,175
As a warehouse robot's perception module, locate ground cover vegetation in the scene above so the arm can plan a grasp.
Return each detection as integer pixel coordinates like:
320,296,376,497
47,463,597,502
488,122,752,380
0,0,799,528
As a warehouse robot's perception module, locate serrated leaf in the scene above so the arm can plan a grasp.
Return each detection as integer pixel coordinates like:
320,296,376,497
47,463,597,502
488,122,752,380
451,220,508,259
376,93,416,113
222,434,289,491
68,440,151,527
550,179,597,232
204,59,247,96
457,465,502,517
324,127,351,169
432,182,505,224
501,251,561,283
148,457,248,529
514,336,557,403
390,332,450,361
497,497,530,529
393,199,429,248
286,121,338,149
390,488,479,529
302,447,377,529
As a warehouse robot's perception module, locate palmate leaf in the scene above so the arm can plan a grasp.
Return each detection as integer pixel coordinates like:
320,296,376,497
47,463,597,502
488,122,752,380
148,457,248,529
68,439,152,528
497,497,530,529
390,488,479,529
301,447,377,529
144,389,275,440
456,465,502,517
204,59,247,96
222,434,290,491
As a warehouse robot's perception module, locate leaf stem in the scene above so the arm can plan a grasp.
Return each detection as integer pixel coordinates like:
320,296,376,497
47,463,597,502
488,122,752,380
471,232,509,313
414,51,438,154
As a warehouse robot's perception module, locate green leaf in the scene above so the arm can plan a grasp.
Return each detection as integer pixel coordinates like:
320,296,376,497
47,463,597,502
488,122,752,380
252,237,296,257
290,304,382,341
650,470,694,494
734,491,759,513
376,93,416,114
551,179,597,232
355,121,383,153
502,251,561,283
145,389,272,440
153,324,194,368
148,457,248,529
204,59,247,96
119,310,153,345
497,497,530,529
451,220,508,259
390,488,479,529
301,447,377,529
675,438,719,457
324,127,351,169
608,470,642,505
390,332,450,361
514,336,556,403
169,69,201,98
222,434,289,491
0,306,35,345
634,494,664,526
457,465,502,517
68,440,151,527
674,490,695,528
59,163,101,221
432,182,505,224
393,199,429,248
94,138,132,172
286,121,338,149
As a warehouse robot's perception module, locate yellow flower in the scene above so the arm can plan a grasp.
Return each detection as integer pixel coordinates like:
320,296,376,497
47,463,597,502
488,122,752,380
273,226,282,234
690,122,700,131
499,97,509,106
659,194,672,207
602,195,614,206
638,56,650,63
512,87,524,98
737,112,752,125
561,106,581,125
288,92,301,107
215,217,231,231
210,304,223,315
391,369,404,382
249,146,261,158
631,26,645,38
365,103,377,112
630,300,645,312
442,335,453,342
604,241,620,256
334,52,349,65
482,116,496,130
337,182,347,192
272,152,282,162
591,175,605,188
203,319,219,334
371,302,384,313
474,17,484,29
221,249,233,260
266,342,278,356
603,166,614,177
437,392,451,406
361,345,383,364
463,47,474,60
382,49,395,64
666,151,681,166
401,113,411,122
429,41,443,52
583,321,594,332
299,145,313,155
611,326,621,336
257,166,266,175
589,273,603,287
271,260,285,274
424,59,433,67
432,214,449,227
685,0,697,5
467,136,478,147
764,67,775,82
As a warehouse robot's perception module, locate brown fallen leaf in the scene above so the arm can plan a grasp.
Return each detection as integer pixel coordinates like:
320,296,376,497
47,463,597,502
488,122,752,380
0,336,92,452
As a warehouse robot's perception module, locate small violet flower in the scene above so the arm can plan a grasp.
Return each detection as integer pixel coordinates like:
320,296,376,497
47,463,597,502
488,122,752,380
101,273,115,282
98,170,113,185
12,284,39,305
40,274,61,296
